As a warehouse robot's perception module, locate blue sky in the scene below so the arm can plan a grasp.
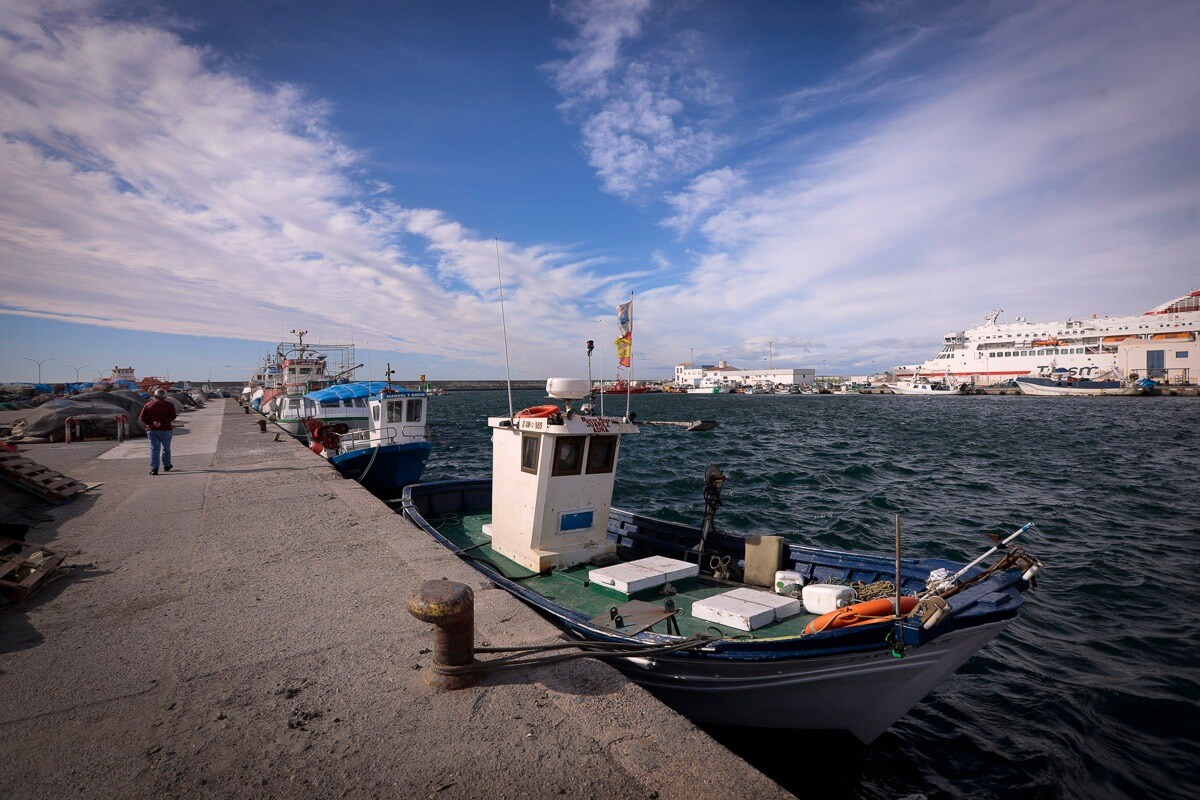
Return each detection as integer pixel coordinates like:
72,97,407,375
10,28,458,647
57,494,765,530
1,0,1197,383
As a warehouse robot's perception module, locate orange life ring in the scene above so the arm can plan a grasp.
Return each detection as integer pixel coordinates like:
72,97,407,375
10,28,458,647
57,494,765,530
515,405,560,418
804,596,919,634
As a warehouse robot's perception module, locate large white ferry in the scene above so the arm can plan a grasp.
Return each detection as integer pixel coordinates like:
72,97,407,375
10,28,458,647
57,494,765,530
897,291,1200,385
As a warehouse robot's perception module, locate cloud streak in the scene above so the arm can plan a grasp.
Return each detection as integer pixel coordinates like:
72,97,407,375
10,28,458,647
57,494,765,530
0,0,617,376
627,0,1200,373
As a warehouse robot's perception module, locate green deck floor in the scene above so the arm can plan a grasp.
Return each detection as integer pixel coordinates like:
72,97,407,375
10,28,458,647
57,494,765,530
427,511,820,640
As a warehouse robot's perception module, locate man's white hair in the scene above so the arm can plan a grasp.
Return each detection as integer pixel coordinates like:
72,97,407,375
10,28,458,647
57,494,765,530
154,388,167,398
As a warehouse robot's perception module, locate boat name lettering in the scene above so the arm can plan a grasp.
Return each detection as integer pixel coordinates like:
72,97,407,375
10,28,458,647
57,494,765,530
522,420,545,430
582,417,611,433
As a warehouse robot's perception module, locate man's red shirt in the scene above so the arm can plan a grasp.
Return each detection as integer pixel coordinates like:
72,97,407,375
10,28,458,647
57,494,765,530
139,398,178,431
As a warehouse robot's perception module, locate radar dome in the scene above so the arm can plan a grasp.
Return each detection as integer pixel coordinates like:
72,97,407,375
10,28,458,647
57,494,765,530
545,377,590,401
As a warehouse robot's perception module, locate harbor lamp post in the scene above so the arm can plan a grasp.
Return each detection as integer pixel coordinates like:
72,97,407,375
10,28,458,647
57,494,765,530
66,364,91,382
22,356,53,383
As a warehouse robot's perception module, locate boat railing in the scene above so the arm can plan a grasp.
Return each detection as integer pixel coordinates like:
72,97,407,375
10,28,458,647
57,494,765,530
339,424,427,451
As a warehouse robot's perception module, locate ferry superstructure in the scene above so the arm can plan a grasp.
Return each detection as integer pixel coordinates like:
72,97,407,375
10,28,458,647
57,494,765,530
899,291,1200,385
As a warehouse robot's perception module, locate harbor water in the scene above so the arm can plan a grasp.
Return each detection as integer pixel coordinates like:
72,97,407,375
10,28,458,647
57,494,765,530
421,390,1199,800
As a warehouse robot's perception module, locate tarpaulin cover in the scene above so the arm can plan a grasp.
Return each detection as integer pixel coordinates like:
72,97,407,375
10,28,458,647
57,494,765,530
17,397,149,440
305,382,421,402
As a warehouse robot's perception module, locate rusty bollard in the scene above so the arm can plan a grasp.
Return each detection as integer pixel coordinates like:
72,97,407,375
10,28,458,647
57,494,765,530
407,580,482,690
256,418,267,432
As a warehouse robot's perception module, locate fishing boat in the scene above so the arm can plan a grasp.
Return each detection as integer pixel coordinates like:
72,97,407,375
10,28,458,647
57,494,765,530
597,379,650,395
304,388,431,496
887,373,969,395
686,378,732,395
401,377,1044,742
1015,371,1144,396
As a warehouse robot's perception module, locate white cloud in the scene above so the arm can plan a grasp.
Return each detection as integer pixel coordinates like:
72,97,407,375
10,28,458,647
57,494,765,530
628,0,1200,374
0,1,618,377
662,167,746,235
546,0,727,198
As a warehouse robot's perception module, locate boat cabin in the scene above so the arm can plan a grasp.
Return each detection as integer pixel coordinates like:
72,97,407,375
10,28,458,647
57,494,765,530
485,378,638,573
336,391,428,453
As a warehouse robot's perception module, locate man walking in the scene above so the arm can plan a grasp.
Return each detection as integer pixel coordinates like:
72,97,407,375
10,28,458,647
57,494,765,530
138,388,177,475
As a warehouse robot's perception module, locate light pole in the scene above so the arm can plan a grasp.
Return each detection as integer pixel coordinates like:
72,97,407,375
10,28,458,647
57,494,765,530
22,356,53,383
66,363,91,382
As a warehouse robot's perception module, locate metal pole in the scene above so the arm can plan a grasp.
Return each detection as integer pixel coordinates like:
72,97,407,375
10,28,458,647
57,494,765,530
626,291,634,419
894,514,902,617
494,238,514,422
23,357,54,383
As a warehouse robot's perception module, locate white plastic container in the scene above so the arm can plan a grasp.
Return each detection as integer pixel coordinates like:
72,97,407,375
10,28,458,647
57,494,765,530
801,583,856,615
774,570,805,595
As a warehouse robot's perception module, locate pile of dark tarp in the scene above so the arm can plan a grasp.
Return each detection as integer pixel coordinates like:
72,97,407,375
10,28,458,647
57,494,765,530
8,390,150,442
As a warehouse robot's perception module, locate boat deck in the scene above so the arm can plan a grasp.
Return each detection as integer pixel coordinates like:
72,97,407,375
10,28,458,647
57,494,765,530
431,511,822,639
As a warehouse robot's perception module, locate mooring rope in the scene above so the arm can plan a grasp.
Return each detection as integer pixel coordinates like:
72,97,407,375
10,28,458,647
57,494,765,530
430,634,716,676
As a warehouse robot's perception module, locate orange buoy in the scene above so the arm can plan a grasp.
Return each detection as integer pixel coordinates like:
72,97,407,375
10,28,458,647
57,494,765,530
515,405,561,418
804,596,919,635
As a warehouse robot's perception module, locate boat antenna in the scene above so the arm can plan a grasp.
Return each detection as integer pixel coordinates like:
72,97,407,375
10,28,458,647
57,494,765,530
586,340,595,411
494,238,514,422
599,324,605,417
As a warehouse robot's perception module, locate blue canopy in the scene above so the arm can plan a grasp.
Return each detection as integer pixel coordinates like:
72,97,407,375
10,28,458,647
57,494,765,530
305,381,422,402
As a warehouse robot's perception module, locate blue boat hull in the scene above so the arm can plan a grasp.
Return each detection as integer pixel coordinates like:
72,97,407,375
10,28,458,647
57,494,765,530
330,441,432,495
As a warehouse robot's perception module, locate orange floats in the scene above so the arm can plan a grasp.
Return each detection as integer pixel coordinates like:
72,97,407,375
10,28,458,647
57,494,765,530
804,596,919,634
515,405,561,418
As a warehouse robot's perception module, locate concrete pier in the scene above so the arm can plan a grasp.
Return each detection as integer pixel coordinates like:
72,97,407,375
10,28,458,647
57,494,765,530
0,400,790,799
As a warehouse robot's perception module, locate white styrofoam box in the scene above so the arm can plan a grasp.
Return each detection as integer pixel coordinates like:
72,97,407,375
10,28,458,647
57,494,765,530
774,570,804,594
481,524,494,538
631,555,699,584
723,587,801,621
589,562,662,594
691,594,776,632
802,583,857,615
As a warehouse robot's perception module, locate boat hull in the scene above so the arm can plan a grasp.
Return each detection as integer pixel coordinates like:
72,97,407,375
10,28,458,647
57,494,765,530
686,387,730,394
1015,377,1140,396
329,441,431,494
613,619,1008,742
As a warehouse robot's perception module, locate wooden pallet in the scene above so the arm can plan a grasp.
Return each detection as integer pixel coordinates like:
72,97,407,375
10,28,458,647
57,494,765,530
0,452,89,504
0,537,67,602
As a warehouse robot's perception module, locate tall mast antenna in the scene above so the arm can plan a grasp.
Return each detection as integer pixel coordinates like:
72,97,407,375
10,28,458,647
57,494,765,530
494,238,515,422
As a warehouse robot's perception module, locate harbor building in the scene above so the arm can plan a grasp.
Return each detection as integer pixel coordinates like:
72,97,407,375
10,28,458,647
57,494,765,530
674,361,816,388
1117,338,1196,385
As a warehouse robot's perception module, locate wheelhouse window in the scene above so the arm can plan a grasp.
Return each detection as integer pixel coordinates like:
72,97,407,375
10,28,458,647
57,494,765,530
372,404,380,422
521,434,539,474
386,399,405,423
586,436,617,474
551,436,586,476
407,398,423,422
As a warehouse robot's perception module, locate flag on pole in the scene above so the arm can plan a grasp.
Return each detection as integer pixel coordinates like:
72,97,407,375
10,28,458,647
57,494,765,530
616,300,633,335
614,334,631,368
615,298,633,368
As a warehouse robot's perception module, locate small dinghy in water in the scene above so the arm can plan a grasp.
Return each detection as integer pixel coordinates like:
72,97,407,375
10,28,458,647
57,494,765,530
401,378,1045,742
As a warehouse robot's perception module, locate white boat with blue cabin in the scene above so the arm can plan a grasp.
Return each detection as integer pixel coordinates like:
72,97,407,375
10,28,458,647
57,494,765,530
304,387,431,496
